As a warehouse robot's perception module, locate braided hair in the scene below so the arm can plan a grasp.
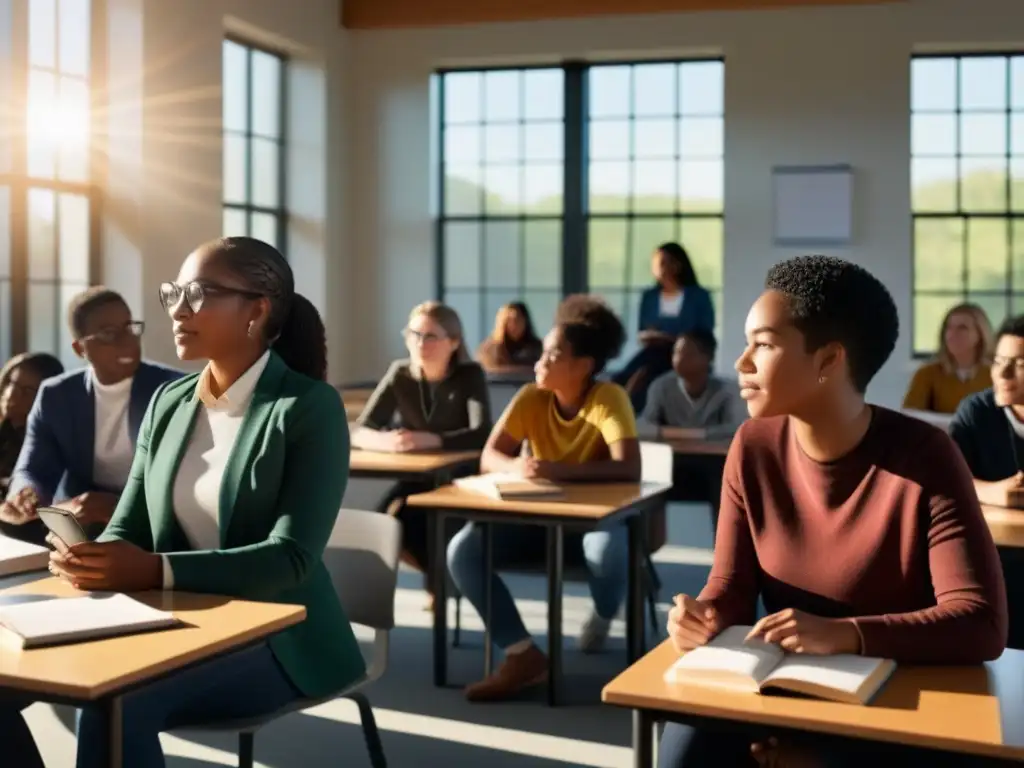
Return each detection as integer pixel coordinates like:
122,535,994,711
208,237,328,381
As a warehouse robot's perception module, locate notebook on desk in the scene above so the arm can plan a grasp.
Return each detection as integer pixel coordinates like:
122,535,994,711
664,625,896,705
0,592,180,649
0,535,50,577
454,473,564,500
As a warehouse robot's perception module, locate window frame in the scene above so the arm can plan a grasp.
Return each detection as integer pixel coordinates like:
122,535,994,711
910,50,1024,358
222,35,289,252
0,0,102,359
434,57,726,352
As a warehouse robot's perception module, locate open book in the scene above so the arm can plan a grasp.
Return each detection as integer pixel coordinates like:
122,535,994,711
454,473,564,500
0,535,50,577
664,625,896,705
0,592,180,649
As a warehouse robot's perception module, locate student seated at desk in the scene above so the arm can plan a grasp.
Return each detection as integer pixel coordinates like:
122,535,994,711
949,314,1024,508
638,329,743,529
5,237,364,768
660,256,1007,768
447,295,641,702
903,302,992,415
0,352,65,497
352,301,491,595
0,288,181,546
638,329,744,442
476,301,544,373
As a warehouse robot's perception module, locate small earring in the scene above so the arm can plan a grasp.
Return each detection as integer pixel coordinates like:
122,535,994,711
247,321,255,338
818,375,827,384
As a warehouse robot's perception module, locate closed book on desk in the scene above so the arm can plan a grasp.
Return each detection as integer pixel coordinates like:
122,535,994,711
0,535,49,577
0,592,180,649
664,625,895,705
454,473,564,500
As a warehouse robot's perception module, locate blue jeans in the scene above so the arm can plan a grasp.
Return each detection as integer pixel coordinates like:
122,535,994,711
446,522,628,649
658,722,1011,767
76,642,300,768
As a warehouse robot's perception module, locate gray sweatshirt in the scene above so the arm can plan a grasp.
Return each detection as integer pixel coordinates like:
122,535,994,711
638,372,745,440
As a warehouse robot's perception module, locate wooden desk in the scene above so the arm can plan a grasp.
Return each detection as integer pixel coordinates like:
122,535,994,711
983,505,1024,550
0,578,305,768
349,449,480,482
341,389,373,419
604,639,1024,767
406,482,672,705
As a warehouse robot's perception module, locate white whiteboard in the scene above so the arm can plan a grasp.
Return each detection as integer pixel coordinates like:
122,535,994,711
773,165,853,246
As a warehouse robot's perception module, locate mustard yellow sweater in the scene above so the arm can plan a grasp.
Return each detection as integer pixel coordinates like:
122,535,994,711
902,361,990,414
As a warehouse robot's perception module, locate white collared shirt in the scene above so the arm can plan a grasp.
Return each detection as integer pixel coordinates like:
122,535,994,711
162,351,270,588
91,372,135,492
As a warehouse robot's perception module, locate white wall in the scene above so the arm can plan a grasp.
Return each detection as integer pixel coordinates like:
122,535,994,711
100,0,351,376
347,0,1024,406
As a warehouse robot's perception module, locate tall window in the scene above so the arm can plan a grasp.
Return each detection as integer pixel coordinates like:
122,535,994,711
439,68,565,345
587,61,724,361
911,54,1024,355
436,60,724,357
222,39,288,250
7,0,94,367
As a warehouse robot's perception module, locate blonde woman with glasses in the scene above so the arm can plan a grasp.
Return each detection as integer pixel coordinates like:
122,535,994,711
904,303,993,414
352,301,492,602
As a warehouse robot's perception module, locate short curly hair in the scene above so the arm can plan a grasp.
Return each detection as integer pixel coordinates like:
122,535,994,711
67,287,128,339
555,294,626,374
764,255,898,393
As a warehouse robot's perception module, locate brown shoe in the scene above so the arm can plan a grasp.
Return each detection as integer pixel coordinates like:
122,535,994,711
464,645,549,702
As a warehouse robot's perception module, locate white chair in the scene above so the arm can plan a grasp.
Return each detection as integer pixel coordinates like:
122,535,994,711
178,509,401,768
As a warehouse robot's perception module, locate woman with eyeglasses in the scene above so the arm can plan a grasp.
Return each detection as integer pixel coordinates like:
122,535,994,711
0,353,64,494
23,237,364,768
352,301,492,604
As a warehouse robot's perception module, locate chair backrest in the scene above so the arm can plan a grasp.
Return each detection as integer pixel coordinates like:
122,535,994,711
323,508,402,631
640,441,673,484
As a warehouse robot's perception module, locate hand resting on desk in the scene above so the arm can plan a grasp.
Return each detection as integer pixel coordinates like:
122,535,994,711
668,594,861,656
47,535,162,592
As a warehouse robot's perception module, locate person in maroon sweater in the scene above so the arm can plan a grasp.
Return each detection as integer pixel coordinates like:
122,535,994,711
661,255,1008,768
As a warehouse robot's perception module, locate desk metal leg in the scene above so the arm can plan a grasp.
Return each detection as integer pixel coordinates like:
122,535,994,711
626,515,646,663
431,511,448,688
632,709,655,768
546,525,564,707
107,695,124,768
482,522,494,677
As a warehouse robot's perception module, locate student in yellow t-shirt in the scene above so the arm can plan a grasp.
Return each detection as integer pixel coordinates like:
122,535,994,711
446,295,641,702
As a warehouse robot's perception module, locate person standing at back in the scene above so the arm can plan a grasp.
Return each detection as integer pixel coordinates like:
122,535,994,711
903,303,992,414
613,242,715,412
0,288,181,544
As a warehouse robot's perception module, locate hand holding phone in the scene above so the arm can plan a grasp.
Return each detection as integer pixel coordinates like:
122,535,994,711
36,506,89,547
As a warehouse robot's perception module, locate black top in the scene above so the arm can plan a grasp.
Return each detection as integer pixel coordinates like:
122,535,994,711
950,388,1023,482
356,359,492,451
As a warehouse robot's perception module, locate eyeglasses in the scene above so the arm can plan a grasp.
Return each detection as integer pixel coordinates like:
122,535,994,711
992,355,1024,373
402,328,447,345
80,321,145,345
159,281,263,314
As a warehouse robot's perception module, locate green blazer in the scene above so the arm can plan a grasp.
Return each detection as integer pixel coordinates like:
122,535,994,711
99,351,365,699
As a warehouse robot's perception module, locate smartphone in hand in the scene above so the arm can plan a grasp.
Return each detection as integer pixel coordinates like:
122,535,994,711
36,506,89,547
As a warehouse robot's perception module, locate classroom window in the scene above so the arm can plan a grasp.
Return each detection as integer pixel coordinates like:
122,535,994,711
437,68,566,347
911,53,1024,355
222,39,288,251
0,0,96,365
436,59,724,359
587,61,724,362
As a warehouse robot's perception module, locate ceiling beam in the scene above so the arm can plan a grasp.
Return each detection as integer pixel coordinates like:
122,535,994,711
342,0,898,30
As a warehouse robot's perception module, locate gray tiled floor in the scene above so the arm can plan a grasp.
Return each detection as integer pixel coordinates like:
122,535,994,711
21,502,716,767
